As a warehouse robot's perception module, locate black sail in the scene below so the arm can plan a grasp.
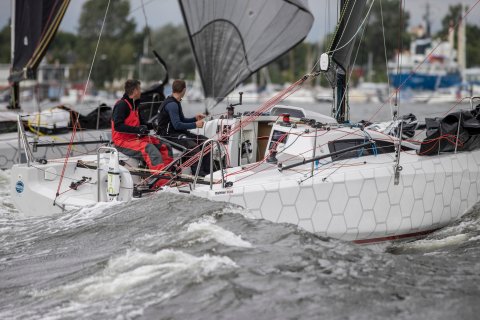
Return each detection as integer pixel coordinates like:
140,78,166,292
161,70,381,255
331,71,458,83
9,0,70,82
178,0,314,104
329,0,368,72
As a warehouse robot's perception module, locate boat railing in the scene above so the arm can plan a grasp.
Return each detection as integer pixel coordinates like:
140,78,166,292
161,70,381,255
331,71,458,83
450,96,480,154
278,140,376,172
468,96,480,109
16,115,34,166
96,146,118,202
193,139,226,190
456,96,480,109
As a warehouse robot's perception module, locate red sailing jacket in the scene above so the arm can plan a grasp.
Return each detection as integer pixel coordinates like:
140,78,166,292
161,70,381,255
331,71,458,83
111,98,140,147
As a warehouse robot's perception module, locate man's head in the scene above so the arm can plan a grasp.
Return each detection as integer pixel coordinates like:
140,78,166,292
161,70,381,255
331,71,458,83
172,79,186,100
125,79,141,100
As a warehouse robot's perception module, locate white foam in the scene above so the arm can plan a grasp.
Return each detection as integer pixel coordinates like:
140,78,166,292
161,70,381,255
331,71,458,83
51,201,122,230
187,216,252,248
39,249,237,301
400,234,469,252
223,205,256,219
0,169,10,181
468,235,480,242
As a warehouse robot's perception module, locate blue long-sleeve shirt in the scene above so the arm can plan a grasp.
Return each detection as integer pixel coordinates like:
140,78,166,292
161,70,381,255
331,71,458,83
164,101,196,131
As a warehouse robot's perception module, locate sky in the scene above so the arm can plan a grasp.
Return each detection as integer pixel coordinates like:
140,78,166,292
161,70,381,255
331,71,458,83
0,0,479,42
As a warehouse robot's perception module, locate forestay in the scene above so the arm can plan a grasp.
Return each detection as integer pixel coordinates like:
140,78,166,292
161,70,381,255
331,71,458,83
179,0,314,104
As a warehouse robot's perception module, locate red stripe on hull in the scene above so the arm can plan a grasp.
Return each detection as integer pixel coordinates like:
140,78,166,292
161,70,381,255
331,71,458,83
353,228,441,244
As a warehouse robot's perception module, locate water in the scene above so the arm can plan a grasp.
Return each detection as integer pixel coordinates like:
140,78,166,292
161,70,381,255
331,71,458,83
1,101,479,319
0,171,479,319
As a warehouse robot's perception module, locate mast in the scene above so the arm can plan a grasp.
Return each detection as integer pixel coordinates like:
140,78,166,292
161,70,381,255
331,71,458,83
9,0,20,110
336,0,348,123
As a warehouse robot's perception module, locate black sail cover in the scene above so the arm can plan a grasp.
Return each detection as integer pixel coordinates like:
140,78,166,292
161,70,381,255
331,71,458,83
179,0,314,104
329,0,368,72
9,0,70,82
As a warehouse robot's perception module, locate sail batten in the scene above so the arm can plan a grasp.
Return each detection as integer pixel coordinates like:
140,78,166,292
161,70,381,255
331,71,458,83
179,0,313,104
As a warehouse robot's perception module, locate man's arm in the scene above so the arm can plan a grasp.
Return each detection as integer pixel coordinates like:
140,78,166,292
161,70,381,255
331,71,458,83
165,102,196,130
112,102,142,134
181,114,196,123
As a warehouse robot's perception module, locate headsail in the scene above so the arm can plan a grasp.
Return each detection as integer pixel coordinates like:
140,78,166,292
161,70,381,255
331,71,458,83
178,0,314,104
329,0,369,72
9,0,70,82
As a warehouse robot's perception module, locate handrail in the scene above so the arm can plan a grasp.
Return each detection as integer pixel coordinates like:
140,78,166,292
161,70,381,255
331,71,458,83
193,138,226,190
16,115,34,166
456,96,480,109
393,121,403,185
156,136,188,153
469,96,480,109
278,141,375,172
96,146,118,202
31,139,109,148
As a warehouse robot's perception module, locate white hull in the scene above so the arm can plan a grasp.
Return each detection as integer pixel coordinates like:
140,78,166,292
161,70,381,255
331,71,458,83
0,129,109,170
9,105,480,242
10,154,133,217
189,150,480,242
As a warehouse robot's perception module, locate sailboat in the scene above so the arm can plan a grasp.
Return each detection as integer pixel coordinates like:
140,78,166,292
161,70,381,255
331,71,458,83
0,0,169,170
179,0,480,242
9,0,480,243
0,0,113,169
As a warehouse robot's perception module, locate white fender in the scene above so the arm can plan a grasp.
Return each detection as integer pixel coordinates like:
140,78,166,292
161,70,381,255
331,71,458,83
107,151,120,201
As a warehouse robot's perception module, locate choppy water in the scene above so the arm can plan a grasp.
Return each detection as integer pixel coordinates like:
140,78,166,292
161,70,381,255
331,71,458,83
0,169,479,320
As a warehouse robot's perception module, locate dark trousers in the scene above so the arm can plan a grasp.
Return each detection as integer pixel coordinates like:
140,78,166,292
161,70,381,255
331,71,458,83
164,131,211,175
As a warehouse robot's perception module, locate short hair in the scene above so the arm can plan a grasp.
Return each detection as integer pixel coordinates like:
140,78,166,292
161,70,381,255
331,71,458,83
172,79,186,93
125,79,141,96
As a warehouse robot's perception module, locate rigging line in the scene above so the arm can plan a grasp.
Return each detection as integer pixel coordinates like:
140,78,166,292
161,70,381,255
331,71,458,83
140,0,154,50
337,4,371,121
55,0,111,201
368,0,480,123
325,0,376,55
379,0,393,120
394,0,404,108
180,77,312,169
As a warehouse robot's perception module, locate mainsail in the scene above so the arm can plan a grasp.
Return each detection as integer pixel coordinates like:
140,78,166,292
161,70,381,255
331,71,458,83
9,0,70,82
329,0,369,72
323,0,369,123
178,0,314,104
8,0,70,109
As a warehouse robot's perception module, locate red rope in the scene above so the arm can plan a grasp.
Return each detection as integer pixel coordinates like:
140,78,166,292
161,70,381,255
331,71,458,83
369,0,480,123
180,76,312,169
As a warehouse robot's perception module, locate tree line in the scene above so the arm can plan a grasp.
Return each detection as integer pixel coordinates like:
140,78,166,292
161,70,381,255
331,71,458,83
0,1,479,90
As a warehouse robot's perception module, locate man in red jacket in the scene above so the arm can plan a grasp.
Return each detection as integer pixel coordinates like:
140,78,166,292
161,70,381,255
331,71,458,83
111,79,172,173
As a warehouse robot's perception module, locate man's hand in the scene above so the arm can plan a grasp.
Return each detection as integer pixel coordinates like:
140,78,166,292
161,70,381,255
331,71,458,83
195,113,206,121
138,125,149,135
195,119,204,128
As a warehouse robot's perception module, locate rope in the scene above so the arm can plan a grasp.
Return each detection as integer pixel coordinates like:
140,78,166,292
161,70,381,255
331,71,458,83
325,0,376,55
179,75,316,169
379,0,393,119
55,0,111,200
368,0,480,123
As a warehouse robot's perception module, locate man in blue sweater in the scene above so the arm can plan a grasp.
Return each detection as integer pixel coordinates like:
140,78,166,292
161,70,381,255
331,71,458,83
157,79,210,176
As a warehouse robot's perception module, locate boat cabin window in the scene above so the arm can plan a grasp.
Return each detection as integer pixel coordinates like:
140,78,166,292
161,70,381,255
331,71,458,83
269,130,289,149
328,139,396,161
